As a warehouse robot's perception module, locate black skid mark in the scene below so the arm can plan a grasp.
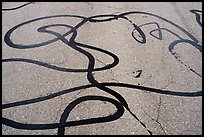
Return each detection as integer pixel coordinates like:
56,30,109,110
190,9,202,27
169,39,202,78
58,96,124,135
2,2,33,11
138,22,163,40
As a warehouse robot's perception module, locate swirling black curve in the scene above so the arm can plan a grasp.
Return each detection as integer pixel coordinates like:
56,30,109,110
168,39,202,77
138,22,163,40
2,82,201,110
4,15,88,49
2,2,33,11
2,95,124,135
190,9,202,27
119,11,199,44
2,41,119,72
131,24,146,44
58,95,124,135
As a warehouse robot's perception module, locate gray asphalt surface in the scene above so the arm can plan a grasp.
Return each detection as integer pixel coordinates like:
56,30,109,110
2,2,202,135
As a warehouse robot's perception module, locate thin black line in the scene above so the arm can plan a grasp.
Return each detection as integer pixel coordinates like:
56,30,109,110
2,2,33,11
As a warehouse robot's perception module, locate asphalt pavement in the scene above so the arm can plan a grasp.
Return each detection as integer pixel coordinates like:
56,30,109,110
2,2,202,135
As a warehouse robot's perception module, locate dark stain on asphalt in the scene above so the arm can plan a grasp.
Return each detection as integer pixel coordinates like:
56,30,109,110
133,70,142,78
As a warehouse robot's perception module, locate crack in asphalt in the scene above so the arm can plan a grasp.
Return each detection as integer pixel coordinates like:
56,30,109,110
153,78,175,135
136,77,175,135
85,2,122,11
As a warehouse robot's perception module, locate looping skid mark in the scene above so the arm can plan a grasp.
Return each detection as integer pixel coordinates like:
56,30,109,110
132,24,146,44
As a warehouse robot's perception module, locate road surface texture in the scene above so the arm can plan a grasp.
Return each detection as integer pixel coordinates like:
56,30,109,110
2,2,202,135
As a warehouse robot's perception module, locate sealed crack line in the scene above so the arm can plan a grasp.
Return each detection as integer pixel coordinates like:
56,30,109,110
156,96,162,121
